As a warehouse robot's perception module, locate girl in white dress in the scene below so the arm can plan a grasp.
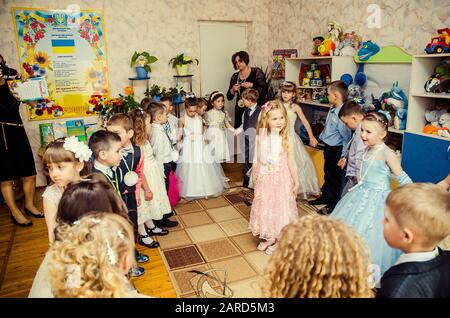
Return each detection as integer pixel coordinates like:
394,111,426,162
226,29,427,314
281,81,321,199
130,109,172,248
205,91,235,163
176,95,228,199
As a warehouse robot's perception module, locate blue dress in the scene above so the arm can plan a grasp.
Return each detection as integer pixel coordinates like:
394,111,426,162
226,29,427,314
330,144,411,276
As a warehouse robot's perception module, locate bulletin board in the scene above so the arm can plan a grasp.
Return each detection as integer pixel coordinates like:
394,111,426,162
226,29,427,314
11,7,110,121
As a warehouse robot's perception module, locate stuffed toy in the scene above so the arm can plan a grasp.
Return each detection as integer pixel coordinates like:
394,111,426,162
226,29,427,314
357,41,380,61
311,36,325,56
327,22,342,49
335,31,362,56
424,59,450,93
341,64,367,106
383,82,408,130
438,112,450,138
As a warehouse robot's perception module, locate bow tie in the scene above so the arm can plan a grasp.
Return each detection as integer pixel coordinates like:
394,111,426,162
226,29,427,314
122,148,133,157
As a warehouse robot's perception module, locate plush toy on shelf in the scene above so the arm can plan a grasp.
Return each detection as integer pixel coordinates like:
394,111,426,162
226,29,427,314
423,103,450,138
385,82,409,130
424,58,450,94
340,63,367,107
311,36,325,56
327,22,343,50
335,31,362,56
357,41,380,61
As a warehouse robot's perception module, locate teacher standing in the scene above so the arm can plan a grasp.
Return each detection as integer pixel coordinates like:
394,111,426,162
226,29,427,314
227,51,267,128
0,54,43,226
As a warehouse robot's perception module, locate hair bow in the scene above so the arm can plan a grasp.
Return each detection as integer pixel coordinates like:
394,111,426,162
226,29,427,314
185,92,196,99
262,102,272,113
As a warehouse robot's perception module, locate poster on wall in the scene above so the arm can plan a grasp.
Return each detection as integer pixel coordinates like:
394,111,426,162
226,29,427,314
272,49,298,79
11,7,109,121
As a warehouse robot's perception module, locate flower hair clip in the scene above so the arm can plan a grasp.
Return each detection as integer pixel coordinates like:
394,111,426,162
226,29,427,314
105,238,117,265
63,136,93,163
185,92,196,99
262,102,272,113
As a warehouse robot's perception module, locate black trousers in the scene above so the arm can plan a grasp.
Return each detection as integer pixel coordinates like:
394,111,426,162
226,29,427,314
163,162,174,193
242,136,252,187
321,145,344,212
234,104,245,128
122,192,138,240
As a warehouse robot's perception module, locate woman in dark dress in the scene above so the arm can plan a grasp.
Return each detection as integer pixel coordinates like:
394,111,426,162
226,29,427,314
0,54,43,226
227,51,267,128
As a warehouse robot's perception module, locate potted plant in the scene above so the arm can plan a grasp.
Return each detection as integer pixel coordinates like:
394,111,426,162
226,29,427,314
130,51,158,79
164,86,185,104
168,53,199,75
146,84,166,102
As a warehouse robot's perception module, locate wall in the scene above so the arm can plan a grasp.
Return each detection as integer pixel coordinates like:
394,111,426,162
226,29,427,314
268,0,450,56
1,0,271,185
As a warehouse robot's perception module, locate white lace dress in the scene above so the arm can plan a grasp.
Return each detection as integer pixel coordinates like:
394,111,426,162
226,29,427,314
286,105,321,199
28,184,63,298
176,114,228,199
205,109,231,163
137,141,172,223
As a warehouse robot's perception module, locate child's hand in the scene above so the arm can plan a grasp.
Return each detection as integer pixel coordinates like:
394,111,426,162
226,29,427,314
337,157,347,169
136,196,141,207
309,137,318,148
144,190,153,201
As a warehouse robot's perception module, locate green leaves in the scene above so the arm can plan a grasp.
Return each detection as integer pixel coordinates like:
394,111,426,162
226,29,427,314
130,51,158,72
168,53,199,68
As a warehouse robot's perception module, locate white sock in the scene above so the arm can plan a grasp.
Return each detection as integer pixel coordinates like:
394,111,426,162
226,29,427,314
138,224,154,244
145,219,163,233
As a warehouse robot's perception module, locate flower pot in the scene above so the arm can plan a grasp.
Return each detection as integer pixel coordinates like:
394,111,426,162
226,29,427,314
175,64,189,76
136,66,148,79
152,95,161,102
172,93,182,104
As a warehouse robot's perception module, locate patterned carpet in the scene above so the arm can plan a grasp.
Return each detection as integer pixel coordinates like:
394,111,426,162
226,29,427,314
155,186,321,298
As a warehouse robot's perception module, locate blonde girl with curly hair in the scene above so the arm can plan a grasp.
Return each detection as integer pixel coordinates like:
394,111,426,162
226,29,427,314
264,215,375,298
48,212,150,298
249,100,299,255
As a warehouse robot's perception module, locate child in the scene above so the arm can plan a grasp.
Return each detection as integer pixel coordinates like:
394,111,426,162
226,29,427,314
234,88,262,187
196,98,208,118
280,81,320,199
250,100,299,255
264,215,374,298
149,103,181,224
338,100,367,196
42,137,92,244
176,95,228,199
29,177,130,298
205,91,234,163
129,108,172,248
330,112,412,276
49,212,150,298
160,96,179,149
378,183,450,298
309,80,352,213
89,127,149,276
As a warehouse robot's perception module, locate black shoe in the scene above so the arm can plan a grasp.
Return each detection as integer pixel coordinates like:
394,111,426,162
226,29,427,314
138,235,160,248
308,197,328,206
165,211,175,218
135,252,149,263
154,218,179,228
145,225,169,236
24,207,45,218
10,214,32,227
129,265,145,277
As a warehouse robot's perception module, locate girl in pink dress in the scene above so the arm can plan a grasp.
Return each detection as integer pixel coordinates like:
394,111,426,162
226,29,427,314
250,100,299,255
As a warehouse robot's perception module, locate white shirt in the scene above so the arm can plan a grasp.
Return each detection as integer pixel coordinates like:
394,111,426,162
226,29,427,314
94,160,116,178
235,103,258,135
395,247,439,266
150,123,173,164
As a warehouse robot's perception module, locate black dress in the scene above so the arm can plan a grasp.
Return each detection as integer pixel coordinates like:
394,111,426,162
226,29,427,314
227,67,267,128
0,81,36,181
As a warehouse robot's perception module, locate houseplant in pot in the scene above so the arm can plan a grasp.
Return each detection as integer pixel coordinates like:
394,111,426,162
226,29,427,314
164,86,185,104
168,53,198,75
145,84,166,102
130,51,158,79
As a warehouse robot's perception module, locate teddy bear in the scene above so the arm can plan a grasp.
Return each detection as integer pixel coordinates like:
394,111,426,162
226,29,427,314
423,108,449,136
437,112,450,138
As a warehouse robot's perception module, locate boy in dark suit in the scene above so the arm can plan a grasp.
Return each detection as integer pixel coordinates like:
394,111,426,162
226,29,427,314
378,183,450,298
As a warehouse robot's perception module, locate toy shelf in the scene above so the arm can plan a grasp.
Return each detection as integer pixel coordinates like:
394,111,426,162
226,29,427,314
413,53,450,58
411,92,450,99
298,100,331,108
354,46,412,64
388,127,405,135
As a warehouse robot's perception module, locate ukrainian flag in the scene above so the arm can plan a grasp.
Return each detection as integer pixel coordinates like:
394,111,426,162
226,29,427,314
51,39,75,54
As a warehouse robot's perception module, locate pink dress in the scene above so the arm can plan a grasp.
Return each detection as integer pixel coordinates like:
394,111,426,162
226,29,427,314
249,136,298,241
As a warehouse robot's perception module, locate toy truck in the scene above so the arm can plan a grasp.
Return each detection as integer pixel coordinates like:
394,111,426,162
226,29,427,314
425,28,450,54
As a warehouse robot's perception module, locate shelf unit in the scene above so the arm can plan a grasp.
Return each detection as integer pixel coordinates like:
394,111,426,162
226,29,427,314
402,53,450,183
285,56,357,148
